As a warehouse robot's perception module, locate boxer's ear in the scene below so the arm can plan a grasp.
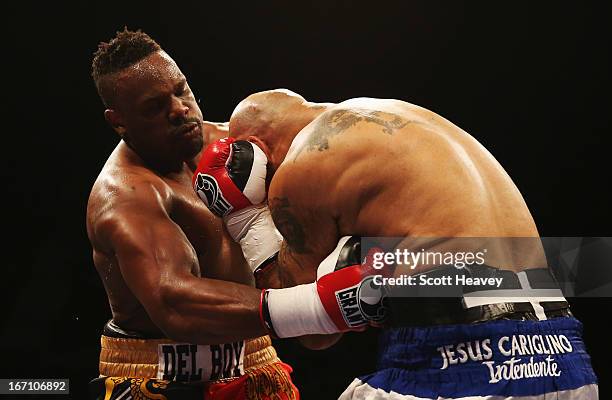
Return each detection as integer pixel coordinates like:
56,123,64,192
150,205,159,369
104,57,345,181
104,109,127,137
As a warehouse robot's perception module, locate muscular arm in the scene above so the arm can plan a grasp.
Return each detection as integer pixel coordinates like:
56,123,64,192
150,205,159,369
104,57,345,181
95,180,266,344
268,168,344,349
268,195,334,286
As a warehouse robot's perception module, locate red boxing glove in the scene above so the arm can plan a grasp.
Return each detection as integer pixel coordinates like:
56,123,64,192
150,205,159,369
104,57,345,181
192,137,267,217
193,138,282,274
316,254,385,330
261,237,389,338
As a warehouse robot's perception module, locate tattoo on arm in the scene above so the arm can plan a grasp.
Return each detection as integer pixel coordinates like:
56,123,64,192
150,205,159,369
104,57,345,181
270,198,310,283
277,242,308,285
269,197,307,254
276,255,288,287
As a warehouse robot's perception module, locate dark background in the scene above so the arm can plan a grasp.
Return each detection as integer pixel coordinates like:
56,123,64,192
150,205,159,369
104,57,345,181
2,1,610,399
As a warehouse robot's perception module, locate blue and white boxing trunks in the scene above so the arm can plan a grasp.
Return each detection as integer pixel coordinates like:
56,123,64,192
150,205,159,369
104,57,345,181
339,317,597,399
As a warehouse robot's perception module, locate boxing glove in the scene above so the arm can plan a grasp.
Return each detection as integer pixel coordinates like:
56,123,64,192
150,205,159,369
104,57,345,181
260,236,389,338
193,137,282,274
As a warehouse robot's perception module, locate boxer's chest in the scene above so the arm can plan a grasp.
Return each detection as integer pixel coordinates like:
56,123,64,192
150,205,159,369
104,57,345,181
162,175,252,284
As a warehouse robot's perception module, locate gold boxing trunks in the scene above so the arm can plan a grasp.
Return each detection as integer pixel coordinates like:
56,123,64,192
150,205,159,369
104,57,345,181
89,333,299,400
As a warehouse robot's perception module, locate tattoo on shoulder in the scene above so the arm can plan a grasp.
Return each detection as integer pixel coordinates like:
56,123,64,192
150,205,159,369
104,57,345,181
269,197,308,254
304,109,415,153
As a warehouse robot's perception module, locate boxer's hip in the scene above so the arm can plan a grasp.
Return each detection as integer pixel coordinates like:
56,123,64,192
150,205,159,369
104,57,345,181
91,321,299,399
342,317,597,399
344,265,598,398
98,332,278,381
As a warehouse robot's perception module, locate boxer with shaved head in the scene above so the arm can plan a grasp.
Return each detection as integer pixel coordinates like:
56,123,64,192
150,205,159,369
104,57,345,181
193,89,598,399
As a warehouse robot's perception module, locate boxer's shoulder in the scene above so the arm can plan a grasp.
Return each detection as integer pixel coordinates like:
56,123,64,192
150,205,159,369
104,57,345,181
287,102,424,164
274,108,375,205
201,121,229,143
87,156,173,245
92,162,170,209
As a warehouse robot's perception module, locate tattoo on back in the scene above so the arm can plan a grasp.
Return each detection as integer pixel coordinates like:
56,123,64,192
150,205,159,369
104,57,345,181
304,109,414,154
269,197,308,254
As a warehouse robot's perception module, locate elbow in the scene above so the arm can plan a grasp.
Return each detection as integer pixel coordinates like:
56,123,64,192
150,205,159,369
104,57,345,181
156,316,219,345
154,281,223,344
154,283,193,341
297,333,343,350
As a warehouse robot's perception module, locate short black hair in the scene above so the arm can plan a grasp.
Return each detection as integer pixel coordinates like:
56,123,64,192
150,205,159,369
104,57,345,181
91,28,161,106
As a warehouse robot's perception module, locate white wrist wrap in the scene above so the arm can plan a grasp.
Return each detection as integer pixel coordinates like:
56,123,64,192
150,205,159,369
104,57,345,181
266,283,338,338
224,204,283,273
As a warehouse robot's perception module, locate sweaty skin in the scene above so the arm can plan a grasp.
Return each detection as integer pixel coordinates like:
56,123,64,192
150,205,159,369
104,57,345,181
86,51,268,344
229,91,546,347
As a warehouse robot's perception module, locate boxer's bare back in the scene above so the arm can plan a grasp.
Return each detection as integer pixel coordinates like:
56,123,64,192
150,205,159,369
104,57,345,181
231,93,544,287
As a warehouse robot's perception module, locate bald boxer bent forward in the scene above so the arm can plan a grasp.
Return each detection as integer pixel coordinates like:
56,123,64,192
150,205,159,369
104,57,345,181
195,91,598,399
